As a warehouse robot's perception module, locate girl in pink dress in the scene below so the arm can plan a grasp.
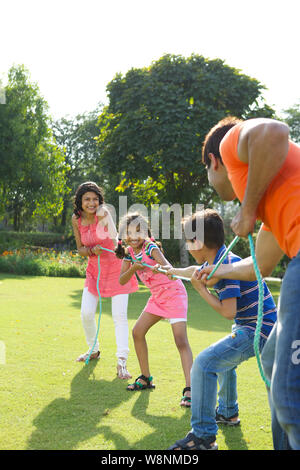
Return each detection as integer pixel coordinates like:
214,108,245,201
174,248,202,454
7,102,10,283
116,212,193,406
72,182,138,379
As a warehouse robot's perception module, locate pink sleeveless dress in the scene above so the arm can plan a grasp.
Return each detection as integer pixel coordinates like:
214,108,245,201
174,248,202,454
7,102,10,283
78,215,139,297
127,244,187,319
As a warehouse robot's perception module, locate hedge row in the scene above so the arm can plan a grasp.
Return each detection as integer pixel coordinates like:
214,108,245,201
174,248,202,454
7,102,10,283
0,231,75,252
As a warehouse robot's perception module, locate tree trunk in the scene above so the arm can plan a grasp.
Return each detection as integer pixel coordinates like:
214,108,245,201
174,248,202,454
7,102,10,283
60,195,69,229
179,236,189,267
13,200,21,231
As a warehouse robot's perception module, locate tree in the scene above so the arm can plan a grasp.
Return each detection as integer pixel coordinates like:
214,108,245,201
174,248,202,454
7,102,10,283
96,54,275,264
51,107,103,229
97,54,274,206
0,65,67,230
52,106,141,231
282,102,300,143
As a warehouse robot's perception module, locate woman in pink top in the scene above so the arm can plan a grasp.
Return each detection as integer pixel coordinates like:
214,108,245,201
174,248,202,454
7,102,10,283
72,182,138,379
116,212,193,406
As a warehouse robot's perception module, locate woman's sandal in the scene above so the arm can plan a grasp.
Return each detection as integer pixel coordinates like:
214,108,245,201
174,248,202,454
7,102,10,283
180,386,191,407
126,375,155,391
117,358,132,380
76,351,100,362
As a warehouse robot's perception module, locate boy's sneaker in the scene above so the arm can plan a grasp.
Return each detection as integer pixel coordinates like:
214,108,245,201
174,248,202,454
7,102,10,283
216,409,240,426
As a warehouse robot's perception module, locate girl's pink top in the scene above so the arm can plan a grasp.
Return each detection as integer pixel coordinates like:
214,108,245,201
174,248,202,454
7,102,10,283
78,215,139,298
127,244,187,319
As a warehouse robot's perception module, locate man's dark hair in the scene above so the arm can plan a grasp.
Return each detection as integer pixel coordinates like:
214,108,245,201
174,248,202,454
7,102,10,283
184,209,225,249
202,116,242,168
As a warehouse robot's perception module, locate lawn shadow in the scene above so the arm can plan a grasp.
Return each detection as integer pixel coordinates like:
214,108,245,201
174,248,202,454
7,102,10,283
129,390,191,450
129,392,249,450
218,422,249,450
68,283,150,313
26,361,133,450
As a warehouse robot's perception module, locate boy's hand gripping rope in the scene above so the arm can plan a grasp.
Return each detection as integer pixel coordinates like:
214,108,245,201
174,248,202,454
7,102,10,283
207,234,271,388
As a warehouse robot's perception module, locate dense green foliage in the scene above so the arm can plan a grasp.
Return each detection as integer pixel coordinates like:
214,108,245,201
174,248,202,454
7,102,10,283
0,247,85,277
0,230,71,250
0,65,67,230
283,102,300,143
97,54,274,207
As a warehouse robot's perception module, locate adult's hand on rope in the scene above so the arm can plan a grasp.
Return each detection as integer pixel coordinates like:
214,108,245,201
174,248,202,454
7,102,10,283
231,206,256,238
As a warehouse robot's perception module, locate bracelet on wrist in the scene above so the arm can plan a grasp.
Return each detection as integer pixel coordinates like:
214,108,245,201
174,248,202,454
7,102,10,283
87,247,92,256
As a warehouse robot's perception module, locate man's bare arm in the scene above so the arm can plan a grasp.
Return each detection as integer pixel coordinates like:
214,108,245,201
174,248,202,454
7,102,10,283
198,226,284,286
231,119,289,237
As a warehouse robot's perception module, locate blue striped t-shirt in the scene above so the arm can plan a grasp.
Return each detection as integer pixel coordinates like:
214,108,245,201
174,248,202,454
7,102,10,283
204,245,277,339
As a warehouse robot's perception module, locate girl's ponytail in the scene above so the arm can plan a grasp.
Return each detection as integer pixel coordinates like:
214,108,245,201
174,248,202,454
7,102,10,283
115,239,127,259
148,232,163,253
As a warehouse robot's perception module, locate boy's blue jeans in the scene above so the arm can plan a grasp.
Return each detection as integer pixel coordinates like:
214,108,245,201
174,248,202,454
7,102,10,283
191,324,266,440
261,250,300,450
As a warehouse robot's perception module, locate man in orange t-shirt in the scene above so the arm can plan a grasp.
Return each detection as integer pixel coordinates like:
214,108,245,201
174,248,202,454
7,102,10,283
199,117,300,450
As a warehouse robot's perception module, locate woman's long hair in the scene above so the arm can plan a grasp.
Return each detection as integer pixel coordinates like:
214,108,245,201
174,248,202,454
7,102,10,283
73,181,104,218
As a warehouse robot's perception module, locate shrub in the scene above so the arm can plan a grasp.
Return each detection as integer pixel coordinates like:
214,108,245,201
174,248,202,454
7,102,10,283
0,231,75,252
0,248,86,278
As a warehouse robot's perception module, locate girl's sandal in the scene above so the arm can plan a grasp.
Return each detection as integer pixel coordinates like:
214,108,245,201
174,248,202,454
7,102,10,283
126,375,155,391
76,351,100,362
117,358,132,380
180,386,191,407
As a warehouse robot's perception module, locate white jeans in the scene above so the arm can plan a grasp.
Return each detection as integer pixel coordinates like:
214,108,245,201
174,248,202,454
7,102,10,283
81,287,129,359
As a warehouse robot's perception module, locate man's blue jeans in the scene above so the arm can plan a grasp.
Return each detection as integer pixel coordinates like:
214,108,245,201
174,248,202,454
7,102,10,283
261,251,300,450
191,324,266,439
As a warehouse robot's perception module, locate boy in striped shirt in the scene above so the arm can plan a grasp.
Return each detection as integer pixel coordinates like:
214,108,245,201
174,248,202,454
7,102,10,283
168,209,277,450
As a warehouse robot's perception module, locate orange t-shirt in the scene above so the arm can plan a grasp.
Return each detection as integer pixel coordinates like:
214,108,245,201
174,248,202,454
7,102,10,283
220,123,300,259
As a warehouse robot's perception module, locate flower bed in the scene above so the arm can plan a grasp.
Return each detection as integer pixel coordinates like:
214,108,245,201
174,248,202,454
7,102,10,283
0,248,87,277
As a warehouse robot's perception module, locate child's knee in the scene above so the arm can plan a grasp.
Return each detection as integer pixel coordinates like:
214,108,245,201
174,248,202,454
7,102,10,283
81,309,94,323
192,350,210,374
174,334,189,351
132,324,144,341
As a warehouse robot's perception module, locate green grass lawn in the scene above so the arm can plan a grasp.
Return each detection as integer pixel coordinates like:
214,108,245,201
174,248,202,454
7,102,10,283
0,273,281,450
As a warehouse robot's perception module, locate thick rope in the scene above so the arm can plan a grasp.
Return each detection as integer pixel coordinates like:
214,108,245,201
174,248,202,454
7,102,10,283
248,234,271,387
97,245,191,281
206,235,240,280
